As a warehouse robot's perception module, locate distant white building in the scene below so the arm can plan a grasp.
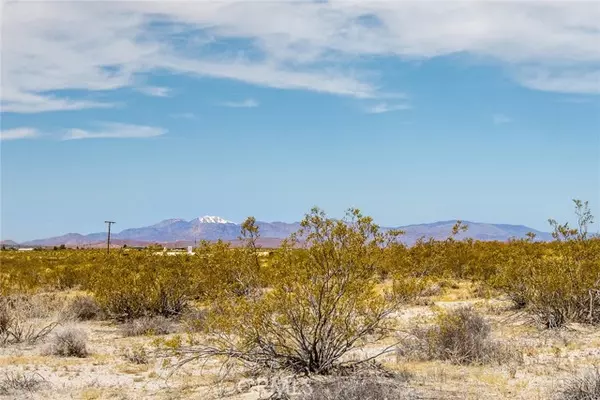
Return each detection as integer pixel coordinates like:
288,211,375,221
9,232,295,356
17,248,34,251
153,247,196,256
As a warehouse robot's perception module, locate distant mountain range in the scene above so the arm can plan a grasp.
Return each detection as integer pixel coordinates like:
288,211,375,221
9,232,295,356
1,215,553,248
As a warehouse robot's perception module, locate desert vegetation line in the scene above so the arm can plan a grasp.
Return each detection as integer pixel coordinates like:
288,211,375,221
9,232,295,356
1,200,598,380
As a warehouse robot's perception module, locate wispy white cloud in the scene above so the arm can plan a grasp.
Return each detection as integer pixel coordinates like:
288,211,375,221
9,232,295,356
1,90,115,114
135,86,171,97
516,68,600,95
63,123,166,140
219,98,259,108
493,114,513,125
366,102,411,114
159,57,375,98
1,2,599,114
0,127,39,141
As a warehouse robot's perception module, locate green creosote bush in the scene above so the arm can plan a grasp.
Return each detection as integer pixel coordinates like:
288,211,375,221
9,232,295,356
89,251,199,320
176,208,422,375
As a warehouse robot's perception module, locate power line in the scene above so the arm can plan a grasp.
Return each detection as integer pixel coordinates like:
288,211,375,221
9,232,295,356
105,221,116,254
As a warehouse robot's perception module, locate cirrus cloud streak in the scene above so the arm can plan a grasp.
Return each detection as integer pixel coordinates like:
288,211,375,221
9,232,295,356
63,123,166,140
1,1,599,115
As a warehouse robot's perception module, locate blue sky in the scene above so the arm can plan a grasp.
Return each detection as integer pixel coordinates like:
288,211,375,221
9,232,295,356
1,2,599,241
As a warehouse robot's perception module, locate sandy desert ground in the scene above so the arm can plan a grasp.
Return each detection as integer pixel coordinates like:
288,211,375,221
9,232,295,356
1,282,599,400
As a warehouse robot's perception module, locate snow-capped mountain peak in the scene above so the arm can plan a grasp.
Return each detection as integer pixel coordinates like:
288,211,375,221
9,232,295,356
197,215,233,224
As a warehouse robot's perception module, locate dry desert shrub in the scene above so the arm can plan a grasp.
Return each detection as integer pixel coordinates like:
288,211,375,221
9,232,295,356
0,302,9,334
121,344,149,364
28,293,69,318
1,293,62,320
0,297,57,346
62,295,102,321
120,316,174,337
0,372,47,395
46,328,88,357
556,367,600,400
399,306,519,365
294,376,417,400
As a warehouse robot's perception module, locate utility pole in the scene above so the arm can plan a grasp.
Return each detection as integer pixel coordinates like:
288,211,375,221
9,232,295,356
105,221,115,254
